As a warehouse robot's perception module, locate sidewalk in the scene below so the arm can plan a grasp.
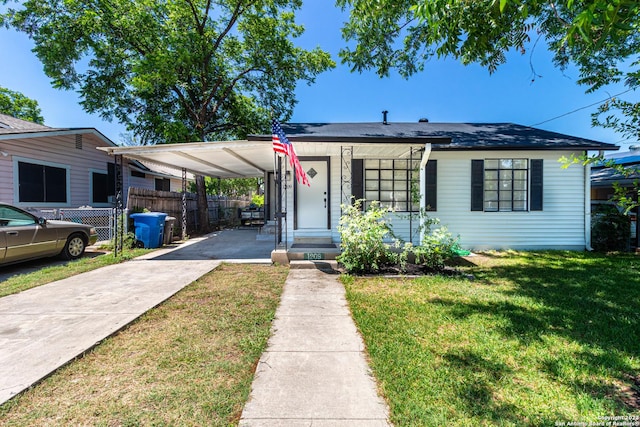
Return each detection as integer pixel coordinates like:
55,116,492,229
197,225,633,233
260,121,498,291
240,268,391,426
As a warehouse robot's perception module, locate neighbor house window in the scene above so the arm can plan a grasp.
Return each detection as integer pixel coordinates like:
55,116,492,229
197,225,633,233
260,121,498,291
471,158,543,212
17,160,68,204
155,178,170,191
364,159,420,212
91,171,109,204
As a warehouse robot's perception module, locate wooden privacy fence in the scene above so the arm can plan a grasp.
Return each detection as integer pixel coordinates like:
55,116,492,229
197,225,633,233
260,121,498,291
127,187,250,234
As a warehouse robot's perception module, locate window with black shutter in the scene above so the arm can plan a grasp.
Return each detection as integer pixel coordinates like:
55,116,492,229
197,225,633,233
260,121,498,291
471,158,543,212
363,159,420,212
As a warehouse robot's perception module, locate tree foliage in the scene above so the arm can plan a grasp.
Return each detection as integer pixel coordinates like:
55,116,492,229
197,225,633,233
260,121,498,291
189,176,260,198
2,0,333,143
0,86,44,124
338,0,639,138
2,0,334,232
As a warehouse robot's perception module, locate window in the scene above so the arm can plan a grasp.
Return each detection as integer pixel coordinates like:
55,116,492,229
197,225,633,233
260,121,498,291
484,159,528,212
0,205,36,227
364,159,420,212
471,159,543,212
155,178,170,191
17,160,68,203
91,171,109,204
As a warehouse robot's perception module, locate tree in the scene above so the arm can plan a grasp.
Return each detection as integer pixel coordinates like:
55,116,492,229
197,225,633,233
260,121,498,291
190,176,261,198
338,0,639,139
0,86,44,124
1,0,334,232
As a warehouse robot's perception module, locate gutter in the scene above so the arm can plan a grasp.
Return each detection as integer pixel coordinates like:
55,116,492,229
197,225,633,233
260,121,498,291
419,143,432,246
585,159,593,251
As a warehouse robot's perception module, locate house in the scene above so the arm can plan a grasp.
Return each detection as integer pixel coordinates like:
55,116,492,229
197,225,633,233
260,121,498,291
591,144,640,248
247,121,618,251
100,120,618,253
0,113,184,212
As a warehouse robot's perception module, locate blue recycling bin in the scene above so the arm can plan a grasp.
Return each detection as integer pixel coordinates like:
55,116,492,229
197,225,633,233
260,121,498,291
130,212,167,248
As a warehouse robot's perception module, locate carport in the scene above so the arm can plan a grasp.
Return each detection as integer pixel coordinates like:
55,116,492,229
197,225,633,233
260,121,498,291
98,140,282,256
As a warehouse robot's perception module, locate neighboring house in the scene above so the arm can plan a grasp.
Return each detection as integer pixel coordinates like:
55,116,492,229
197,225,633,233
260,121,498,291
0,113,183,212
591,144,640,248
249,121,618,251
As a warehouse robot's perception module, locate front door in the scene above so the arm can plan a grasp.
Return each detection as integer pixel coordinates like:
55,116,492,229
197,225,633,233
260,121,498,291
295,159,329,229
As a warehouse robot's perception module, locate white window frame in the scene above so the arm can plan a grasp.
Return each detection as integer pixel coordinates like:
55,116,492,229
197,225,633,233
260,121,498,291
13,156,71,207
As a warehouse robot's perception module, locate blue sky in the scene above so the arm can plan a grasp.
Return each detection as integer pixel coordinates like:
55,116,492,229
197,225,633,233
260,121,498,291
0,2,636,150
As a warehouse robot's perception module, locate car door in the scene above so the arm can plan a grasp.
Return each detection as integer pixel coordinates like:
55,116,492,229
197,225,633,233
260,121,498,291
0,228,6,264
2,206,58,264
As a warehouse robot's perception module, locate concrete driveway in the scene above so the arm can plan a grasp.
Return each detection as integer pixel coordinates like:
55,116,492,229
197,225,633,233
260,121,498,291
0,228,274,404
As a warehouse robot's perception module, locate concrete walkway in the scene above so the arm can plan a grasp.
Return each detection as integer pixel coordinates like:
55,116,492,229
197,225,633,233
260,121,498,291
240,269,391,426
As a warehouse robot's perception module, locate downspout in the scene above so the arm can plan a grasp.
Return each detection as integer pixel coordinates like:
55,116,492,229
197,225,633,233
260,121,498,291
419,143,432,246
585,158,593,251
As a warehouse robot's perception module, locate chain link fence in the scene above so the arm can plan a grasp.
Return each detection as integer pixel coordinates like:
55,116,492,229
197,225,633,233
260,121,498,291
34,207,117,242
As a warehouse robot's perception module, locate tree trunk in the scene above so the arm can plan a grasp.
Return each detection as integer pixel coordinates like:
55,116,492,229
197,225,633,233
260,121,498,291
196,174,210,234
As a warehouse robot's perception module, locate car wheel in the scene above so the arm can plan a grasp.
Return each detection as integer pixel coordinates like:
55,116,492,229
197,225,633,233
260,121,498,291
62,233,87,260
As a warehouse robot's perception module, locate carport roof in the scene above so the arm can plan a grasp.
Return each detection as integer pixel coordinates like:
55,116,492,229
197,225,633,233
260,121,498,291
98,140,274,178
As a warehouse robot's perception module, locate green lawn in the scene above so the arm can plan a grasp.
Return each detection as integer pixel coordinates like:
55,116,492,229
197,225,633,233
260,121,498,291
343,251,640,426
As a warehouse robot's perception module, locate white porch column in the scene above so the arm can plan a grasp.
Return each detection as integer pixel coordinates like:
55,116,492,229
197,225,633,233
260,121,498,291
419,143,432,246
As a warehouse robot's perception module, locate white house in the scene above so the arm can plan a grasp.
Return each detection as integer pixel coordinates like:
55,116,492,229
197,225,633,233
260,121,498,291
0,113,184,211
248,121,618,251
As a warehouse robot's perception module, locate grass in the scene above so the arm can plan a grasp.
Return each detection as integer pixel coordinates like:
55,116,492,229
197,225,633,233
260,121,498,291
0,248,151,298
343,251,640,426
0,263,288,426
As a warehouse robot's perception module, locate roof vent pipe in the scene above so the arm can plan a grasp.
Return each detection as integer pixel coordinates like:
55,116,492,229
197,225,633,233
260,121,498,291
382,110,389,125
418,118,429,123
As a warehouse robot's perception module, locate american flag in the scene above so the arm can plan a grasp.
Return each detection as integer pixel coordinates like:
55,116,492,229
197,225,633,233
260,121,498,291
272,119,310,186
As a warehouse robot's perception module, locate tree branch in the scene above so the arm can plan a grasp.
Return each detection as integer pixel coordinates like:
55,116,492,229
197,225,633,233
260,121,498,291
204,66,260,119
212,0,257,52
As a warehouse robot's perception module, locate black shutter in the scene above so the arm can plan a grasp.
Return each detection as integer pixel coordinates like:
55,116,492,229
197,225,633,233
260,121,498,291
530,159,543,211
351,159,364,205
424,160,437,211
471,160,484,211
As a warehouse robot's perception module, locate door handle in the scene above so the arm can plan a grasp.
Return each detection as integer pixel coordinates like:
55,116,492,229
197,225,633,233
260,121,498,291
324,198,327,208
7,231,18,236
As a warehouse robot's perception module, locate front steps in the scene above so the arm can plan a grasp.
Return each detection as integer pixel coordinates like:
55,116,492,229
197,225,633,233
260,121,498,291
270,236,341,265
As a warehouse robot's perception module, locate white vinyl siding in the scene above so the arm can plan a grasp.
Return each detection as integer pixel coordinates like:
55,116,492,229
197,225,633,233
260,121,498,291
431,150,587,250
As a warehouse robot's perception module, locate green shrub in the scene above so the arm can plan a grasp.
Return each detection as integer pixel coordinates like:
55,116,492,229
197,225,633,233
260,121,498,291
338,202,462,274
411,215,460,271
337,200,399,274
591,205,631,252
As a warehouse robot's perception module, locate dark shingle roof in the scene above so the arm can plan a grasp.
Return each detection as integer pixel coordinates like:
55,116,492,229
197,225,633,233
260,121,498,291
250,122,618,151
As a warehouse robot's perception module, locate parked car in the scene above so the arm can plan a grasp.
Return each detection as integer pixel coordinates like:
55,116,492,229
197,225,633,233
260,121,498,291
0,203,99,266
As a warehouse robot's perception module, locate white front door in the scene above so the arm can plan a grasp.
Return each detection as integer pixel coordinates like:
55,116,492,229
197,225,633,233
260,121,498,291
296,159,329,229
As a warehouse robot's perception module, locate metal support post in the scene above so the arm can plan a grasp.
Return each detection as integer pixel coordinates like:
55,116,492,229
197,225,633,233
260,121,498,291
182,168,187,240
